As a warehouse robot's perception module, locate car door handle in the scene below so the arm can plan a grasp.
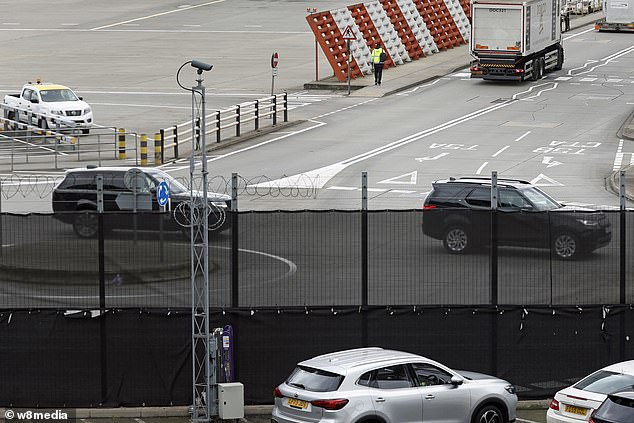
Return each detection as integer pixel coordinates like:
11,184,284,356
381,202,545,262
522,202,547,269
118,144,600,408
425,394,435,400
375,397,386,403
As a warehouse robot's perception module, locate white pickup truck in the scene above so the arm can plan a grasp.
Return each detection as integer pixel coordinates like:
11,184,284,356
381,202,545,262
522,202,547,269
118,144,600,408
3,82,93,134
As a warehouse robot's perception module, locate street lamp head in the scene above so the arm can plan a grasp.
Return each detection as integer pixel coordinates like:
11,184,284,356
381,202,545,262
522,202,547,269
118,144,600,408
191,60,213,72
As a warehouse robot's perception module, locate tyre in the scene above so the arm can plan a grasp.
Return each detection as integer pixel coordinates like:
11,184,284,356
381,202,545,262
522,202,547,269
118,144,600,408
552,232,581,260
530,59,540,81
443,226,471,254
539,57,546,76
473,404,504,423
73,210,99,238
553,48,564,71
81,128,90,135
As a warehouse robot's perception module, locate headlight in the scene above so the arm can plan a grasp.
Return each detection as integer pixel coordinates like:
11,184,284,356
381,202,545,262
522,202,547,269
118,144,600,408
83,108,91,115
504,385,516,395
51,110,64,116
577,219,599,226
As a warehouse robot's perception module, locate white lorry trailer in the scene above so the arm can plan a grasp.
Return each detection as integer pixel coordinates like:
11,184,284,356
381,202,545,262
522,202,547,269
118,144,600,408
595,0,634,31
470,0,564,81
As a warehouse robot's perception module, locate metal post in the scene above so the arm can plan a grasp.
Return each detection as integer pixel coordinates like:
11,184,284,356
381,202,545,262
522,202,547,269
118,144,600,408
118,128,126,159
160,129,165,164
255,100,259,130
140,134,148,166
195,117,201,150
173,125,179,159
54,131,58,169
273,96,277,126
283,92,288,123
620,170,626,361
97,134,102,166
0,178,3,255
361,172,368,347
236,105,241,137
216,111,221,143
347,40,351,96
190,66,215,422
96,174,107,405
231,173,239,308
154,132,162,165
490,171,498,378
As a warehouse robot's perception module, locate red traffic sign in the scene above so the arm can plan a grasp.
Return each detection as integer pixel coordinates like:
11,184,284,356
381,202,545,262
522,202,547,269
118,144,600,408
271,52,279,68
341,25,355,40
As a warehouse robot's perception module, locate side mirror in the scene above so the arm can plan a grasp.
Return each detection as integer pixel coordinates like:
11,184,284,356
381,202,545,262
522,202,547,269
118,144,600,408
450,375,464,386
79,96,83,100
31,98,39,104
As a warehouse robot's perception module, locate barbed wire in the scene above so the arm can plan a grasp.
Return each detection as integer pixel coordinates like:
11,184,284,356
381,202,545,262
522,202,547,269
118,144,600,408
0,173,318,200
173,199,227,230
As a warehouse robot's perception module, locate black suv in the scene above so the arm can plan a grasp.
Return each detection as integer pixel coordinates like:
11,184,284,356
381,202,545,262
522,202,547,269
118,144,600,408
422,177,612,260
52,166,231,238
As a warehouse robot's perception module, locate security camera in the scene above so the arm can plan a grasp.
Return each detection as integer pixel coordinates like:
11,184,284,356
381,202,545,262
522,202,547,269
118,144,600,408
191,60,213,72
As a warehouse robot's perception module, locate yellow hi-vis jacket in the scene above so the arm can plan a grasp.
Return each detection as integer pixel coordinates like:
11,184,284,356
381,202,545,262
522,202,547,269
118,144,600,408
372,47,384,63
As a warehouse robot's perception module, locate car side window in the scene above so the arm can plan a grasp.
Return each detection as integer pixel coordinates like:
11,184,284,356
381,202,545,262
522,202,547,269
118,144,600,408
410,363,453,387
101,172,127,191
358,365,415,389
22,89,34,102
59,172,96,190
499,189,531,209
465,187,491,208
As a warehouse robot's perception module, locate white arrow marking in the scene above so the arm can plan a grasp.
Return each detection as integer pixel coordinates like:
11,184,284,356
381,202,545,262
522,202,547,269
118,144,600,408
377,171,418,184
542,156,562,168
530,173,564,186
415,153,449,161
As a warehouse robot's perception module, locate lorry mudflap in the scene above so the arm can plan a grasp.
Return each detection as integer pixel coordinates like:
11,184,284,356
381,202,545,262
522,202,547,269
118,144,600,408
595,18,634,31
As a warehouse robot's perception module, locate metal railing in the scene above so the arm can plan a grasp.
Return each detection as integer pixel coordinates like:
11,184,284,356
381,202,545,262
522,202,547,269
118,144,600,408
160,93,288,161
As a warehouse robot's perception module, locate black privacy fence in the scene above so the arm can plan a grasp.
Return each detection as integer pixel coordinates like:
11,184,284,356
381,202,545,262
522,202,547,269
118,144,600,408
0,208,630,308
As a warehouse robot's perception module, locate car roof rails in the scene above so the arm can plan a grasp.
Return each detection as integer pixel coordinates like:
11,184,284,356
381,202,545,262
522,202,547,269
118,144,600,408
453,176,531,184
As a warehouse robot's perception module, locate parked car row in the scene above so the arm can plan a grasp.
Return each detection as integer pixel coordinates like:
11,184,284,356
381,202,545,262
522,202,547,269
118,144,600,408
561,0,602,15
272,348,634,423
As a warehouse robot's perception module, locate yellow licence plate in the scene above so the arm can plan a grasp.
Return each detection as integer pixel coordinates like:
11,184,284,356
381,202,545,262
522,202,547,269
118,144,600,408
565,404,588,416
288,398,309,409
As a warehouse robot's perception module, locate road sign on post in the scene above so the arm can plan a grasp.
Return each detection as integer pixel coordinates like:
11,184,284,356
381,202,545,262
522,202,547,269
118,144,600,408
157,181,170,207
271,52,279,68
341,26,355,95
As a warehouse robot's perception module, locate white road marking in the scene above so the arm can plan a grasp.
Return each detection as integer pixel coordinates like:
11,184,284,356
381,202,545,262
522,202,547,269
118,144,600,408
531,173,563,186
614,139,624,171
606,78,623,83
563,27,594,40
377,171,417,184
492,146,509,157
542,156,562,167
327,186,357,190
395,79,441,95
580,77,597,82
451,72,471,77
91,102,190,110
516,419,541,423
476,162,488,174
554,76,572,81
514,131,531,142
90,0,226,30
61,23,79,26
522,83,559,100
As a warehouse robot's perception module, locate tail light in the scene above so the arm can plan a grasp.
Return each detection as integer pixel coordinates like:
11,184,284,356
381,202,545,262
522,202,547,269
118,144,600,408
515,69,525,73
423,204,437,210
274,387,284,398
311,399,349,410
470,66,480,72
549,399,560,411
589,414,596,423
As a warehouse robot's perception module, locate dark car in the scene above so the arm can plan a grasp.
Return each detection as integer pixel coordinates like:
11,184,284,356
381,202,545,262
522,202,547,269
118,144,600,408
422,177,612,260
590,391,634,423
52,166,231,238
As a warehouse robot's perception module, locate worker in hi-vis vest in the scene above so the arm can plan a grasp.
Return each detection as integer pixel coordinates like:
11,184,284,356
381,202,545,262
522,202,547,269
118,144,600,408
371,43,385,85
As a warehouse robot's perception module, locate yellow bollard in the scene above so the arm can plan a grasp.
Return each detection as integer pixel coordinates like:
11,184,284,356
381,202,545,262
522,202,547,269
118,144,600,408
118,128,126,159
140,134,148,166
154,132,162,165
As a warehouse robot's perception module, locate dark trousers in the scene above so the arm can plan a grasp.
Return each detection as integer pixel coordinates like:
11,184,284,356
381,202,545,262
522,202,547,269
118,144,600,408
374,63,384,84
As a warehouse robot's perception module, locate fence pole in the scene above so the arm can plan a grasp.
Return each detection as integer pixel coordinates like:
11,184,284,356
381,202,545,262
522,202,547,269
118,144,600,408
96,174,107,405
620,170,626,361
118,128,126,159
140,134,148,166
255,100,259,130
283,92,288,122
154,132,162,165
236,105,241,137
216,111,221,143
173,126,179,159
490,171,499,377
0,178,3,256
361,172,368,348
160,129,165,164
231,173,239,308
273,95,277,125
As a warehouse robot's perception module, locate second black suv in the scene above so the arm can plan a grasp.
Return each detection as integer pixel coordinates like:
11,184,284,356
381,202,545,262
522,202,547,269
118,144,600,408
52,166,231,238
422,177,612,260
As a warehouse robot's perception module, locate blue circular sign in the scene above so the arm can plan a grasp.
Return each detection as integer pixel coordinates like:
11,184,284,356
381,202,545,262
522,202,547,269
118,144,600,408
157,181,170,207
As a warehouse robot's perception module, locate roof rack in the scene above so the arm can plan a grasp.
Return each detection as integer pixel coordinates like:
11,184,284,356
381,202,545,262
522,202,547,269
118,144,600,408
452,176,531,184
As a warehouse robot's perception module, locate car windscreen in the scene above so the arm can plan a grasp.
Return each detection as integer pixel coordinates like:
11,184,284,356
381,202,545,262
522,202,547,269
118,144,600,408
146,170,188,194
39,89,79,102
574,370,634,395
521,187,561,211
285,366,344,392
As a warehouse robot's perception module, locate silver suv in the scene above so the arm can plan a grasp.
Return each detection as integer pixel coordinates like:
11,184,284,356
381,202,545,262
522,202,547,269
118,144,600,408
272,347,517,423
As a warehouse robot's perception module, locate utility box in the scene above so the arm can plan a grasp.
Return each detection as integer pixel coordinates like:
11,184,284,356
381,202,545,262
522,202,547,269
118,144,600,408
218,382,244,419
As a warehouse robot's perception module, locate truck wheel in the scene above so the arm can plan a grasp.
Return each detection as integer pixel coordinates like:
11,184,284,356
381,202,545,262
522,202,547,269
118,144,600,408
531,59,539,81
554,48,564,71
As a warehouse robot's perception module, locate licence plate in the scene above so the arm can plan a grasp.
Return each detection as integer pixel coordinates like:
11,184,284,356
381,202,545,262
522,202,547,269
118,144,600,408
288,398,309,409
565,404,588,416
